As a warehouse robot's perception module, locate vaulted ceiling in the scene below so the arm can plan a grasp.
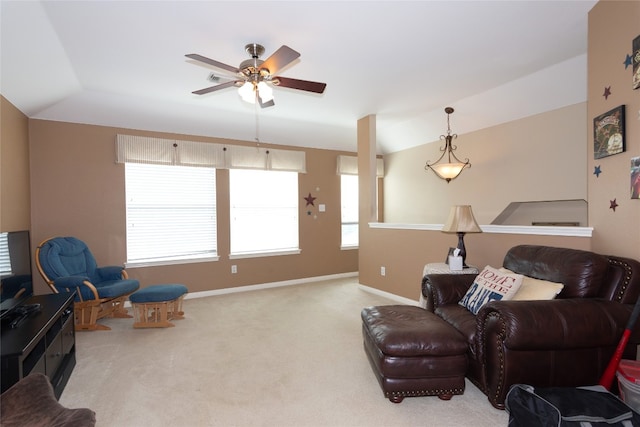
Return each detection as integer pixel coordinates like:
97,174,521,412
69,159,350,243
1,1,597,154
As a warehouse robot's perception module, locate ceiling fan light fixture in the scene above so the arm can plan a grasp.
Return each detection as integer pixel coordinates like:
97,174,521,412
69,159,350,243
238,81,275,104
188,43,326,109
238,81,255,103
257,81,273,102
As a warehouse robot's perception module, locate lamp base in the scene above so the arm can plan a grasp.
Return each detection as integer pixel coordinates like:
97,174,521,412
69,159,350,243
456,232,469,268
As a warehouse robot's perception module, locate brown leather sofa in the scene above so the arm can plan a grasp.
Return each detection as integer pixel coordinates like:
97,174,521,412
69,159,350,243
422,245,640,409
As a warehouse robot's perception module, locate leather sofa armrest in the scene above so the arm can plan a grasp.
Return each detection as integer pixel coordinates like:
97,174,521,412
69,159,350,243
477,299,638,351
422,274,477,311
476,298,640,409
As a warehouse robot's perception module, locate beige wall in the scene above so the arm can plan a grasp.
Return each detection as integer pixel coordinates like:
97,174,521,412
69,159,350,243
383,103,587,225
28,120,358,295
587,0,640,258
1,96,30,232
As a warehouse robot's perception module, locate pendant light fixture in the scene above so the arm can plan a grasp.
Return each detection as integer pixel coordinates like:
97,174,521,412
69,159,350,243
425,107,470,182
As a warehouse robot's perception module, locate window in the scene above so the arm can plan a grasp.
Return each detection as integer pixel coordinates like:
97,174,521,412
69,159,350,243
341,174,359,247
229,169,299,256
336,155,384,248
0,233,11,276
125,163,217,266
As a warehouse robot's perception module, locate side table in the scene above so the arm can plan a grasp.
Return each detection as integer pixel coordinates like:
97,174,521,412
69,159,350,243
419,263,479,308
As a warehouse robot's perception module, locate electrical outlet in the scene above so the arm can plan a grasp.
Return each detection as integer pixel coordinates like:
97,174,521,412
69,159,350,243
231,265,237,274
380,266,386,276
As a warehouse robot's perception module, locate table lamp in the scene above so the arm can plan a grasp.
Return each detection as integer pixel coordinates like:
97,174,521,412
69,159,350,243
442,205,482,267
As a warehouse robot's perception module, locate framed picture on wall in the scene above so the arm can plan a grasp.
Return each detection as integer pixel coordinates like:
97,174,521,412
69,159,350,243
593,105,626,159
632,157,640,200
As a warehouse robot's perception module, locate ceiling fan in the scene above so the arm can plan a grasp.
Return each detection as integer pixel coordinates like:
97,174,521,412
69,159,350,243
186,43,327,108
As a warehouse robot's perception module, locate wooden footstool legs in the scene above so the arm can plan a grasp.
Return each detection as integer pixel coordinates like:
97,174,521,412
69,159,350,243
129,284,188,328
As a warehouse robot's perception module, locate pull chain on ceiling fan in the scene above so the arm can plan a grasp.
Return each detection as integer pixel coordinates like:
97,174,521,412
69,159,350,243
254,89,261,144
186,43,327,108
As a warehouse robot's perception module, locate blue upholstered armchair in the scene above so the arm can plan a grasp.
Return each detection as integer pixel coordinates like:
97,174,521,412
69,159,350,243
36,237,139,331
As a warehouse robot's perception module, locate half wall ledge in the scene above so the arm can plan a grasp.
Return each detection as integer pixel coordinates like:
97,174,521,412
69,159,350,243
368,223,593,238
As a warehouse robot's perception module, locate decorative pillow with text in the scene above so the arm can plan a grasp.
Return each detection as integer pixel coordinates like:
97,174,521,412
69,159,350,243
459,265,523,314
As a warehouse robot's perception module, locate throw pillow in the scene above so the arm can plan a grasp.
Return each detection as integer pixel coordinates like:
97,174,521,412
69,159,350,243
500,268,564,300
459,265,523,314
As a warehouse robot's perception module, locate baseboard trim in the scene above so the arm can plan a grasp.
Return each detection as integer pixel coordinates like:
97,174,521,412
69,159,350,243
124,272,421,308
181,271,359,300
357,284,420,306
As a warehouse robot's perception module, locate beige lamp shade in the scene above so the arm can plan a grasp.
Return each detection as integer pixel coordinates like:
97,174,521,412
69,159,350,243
442,205,482,233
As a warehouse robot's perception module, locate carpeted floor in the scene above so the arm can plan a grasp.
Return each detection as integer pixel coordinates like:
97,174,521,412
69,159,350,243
59,277,509,426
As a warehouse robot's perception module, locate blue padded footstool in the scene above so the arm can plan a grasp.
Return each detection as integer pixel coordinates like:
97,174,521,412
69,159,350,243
129,284,188,328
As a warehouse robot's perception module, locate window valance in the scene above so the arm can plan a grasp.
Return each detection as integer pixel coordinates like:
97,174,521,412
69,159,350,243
115,134,306,173
336,155,384,177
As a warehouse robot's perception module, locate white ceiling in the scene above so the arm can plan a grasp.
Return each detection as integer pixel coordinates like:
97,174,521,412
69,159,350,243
1,1,596,154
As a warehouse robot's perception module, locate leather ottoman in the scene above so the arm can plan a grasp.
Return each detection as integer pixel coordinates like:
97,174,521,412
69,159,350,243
361,305,468,403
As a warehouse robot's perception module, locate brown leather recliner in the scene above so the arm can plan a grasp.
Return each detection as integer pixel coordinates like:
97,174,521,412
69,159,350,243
422,245,640,410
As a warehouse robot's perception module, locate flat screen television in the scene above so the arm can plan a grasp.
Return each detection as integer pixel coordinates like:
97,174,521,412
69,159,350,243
0,230,34,320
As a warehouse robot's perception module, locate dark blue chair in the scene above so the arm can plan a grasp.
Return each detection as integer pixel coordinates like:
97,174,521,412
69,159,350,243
36,237,139,331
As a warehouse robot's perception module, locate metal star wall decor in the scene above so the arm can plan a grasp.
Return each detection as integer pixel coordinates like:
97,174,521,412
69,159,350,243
624,54,633,69
594,165,602,177
610,198,618,211
304,193,316,207
603,86,612,99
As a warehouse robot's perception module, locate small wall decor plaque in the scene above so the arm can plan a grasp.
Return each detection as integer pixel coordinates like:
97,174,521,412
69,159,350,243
632,157,640,200
593,105,625,159
633,34,640,90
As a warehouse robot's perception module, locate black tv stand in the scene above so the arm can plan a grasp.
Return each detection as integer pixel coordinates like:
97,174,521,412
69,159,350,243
1,293,76,399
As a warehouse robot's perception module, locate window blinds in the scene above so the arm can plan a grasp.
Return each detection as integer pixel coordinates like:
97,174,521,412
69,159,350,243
0,233,11,276
229,169,299,255
125,163,217,265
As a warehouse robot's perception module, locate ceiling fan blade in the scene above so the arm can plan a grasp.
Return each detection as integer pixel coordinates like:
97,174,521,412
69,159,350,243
192,80,239,95
273,76,326,94
260,45,300,75
185,53,239,74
